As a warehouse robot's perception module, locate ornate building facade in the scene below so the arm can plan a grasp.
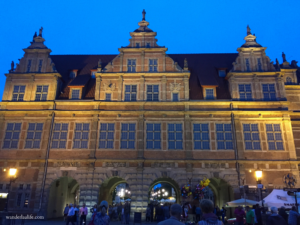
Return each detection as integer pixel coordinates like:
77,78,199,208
0,12,300,219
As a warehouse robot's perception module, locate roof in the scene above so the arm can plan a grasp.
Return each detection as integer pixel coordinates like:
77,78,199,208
50,53,238,100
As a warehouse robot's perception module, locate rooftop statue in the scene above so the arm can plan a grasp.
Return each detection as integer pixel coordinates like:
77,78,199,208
39,27,43,37
247,25,251,35
142,9,146,21
282,52,286,62
10,61,14,72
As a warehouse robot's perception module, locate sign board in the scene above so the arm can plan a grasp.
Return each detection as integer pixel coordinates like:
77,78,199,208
257,184,263,189
134,212,142,224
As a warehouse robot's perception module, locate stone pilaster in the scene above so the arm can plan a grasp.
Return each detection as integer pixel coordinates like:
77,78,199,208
162,52,166,72
282,114,297,160
89,115,98,158
27,75,35,101
184,114,193,159
139,76,145,101
2,74,12,101
120,52,124,72
51,75,59,100
137,114,144,159
228,76,238,99
141,51,145,72
95,76,101,101
184,75,189,100
276,74,286,100
253,74,261,100
234,115,245,159
118,75,123,101
162,75,166,101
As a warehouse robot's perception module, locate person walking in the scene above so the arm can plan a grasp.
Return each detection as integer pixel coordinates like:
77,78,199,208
117,203,122,221
79,203,88,225
195,204,202,223
245,206,255,225
220,206,226,223
163,203,170,220
157,204,184,225
267,207,287,225
64,204,69,221
279,206,288,223
124,201,130,225
74,204,79,225
146,204,151,222
94,201,110,225
198,199,223,225
288,206,299,225
234,206,246,225
66,203,76,225
156,205,164,223
255,204,262,225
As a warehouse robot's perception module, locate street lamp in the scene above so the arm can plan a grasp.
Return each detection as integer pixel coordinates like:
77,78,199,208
255,170,264,212
5,168,17,212
255,170,262,184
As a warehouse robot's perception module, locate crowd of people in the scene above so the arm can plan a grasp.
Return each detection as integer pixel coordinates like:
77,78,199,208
63,200,300,225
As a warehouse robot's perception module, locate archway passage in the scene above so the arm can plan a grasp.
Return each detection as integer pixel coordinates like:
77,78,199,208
99,177,130,205
47,177,79,219
209,178,234,208
148,178,180,204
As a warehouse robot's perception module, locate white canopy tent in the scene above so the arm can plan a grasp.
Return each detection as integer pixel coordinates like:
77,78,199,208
262,189,300,209
226,198,259,207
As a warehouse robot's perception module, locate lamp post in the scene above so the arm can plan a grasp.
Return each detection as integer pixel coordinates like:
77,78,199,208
255,170,264,211
4,168,17,212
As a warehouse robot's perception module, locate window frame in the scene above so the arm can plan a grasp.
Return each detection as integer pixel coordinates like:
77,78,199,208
216,123,233,150
105,93,111,101
145,123,161,150
25,123,43,149
71,89,81,100
99,122,115,149
257,58,262,71
172,93,179,102
35,85,48,101
193,123,210,150
262,84,276,100
167,123,184,150
51,123,69,149
238,84,252,100
149,59,158,72
127,59,136,72
38,59,43,72
242,123,261,150
3,122,22,149
146,84,159,101
135,42,140,48
245,58,250,71
205,88,214,100
120,123,136,149
12,85,26,101
26,59,32,73
73,123,90,149
124,85,137,101
266,123,284,151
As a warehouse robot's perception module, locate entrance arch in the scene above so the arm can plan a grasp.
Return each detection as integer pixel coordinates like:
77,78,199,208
209,178,234,208
99,177,130,205
148,177,180,204
47,177,79,219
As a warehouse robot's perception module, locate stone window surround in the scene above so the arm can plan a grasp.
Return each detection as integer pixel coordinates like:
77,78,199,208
69,87,82,100
98,122,115,149
72,122,90,149
144,122,162,150
123,83,138,101
105,93,111,101
25,122,44,149
35,85,49,101
172,92,179,101
167,122,184,150
127,59,137,72
238,83,252,100
148,58,158,72
16,190,31,208
12,85,26,101
192,123,210,150
261,83,277,100
120,122,137,150
51,122,69,149
146,83,160,101
266,123,284,151
242,123,261,151
202,86,217,100
3,122,22,149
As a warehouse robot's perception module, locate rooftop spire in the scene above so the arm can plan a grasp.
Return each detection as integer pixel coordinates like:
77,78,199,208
142,9,146,21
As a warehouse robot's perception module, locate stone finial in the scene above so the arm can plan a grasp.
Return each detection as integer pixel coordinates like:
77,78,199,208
291,60,298,68
184,58,188,70
142,9,146,21
98,59,102,69
282,52,286,62
39,27,43,37
247,25,251,35
33,32,37,38
10,61,14,72
276,58,280,70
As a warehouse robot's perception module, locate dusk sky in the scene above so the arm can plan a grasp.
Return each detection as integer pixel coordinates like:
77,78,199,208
1,0,299,99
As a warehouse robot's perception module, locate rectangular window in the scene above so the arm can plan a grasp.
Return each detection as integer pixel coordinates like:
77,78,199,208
257,58,262,71
205,89,214,100
147,85,159,101
262,84,276,100
266,124,284,150
239,84,252,100
38,59,43,72
3,123,21,149
51,123,68,149
26,184,31,190
16,193,22,207
121,124,135,149
245,58,250,71
12,85,25,101
35,85,48,101
91,71,96,79
172,93,179,101
25,123,43,149
243,124,260,150
218,70,226,77
168,124,183,150
99,123,114,149
19,184,24,190
6,184,10,190
71,89,80,100
193,124,210,150
216,124,233,150
0,184,3,189
70,71,76,78
136,43,140,48
127,59,136,72
105,93,111,101
124,85,137,101
146,124,161,149
23,193,29,208
27,60,31,72
149,59,158,72
73,123,90,149
146,43,150,48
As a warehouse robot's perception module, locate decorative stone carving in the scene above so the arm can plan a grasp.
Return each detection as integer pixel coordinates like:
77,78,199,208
103,162,128,167
55,161,80,167
170,82,181,92
103,81,116,91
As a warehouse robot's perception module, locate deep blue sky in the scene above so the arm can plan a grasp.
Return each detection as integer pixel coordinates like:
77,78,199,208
1,0,299,100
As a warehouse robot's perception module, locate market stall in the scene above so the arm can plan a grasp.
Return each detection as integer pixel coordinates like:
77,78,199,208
226,198,259,207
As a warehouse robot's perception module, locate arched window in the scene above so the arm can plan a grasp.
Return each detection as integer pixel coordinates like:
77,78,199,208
286,77,292,84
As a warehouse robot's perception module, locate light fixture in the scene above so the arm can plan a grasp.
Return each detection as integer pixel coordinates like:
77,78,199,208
255,170,262,181
249,170,252,172
9,168,17,176
165,192,168,196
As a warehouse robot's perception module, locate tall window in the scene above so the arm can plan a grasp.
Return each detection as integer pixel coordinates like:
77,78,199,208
136,43,140,48
73,123,89,149
3,123,21,149
149,59,158,72
146,123,161,149
205,89,214,100
124,85,137,101
147,85,159,101
38,59,43,72
12,85,25,101
245,58,250,71
16,192,30,208
239,84,252,100
35,85,48,101
91,71,96,79
26,60,31,72
168,124,183,150
146,43,150,48
121,124,135,149
216,124,233,150
99,123,114,149
172,93,179,101
71,89,80,100
25,123,43,149
286,77,292,84
52,123,68,149
243,124,260,150
266,124,284,150
218,70,226,77
193,124,210,150
105,93,111,101
70,71,76,78
257,58,262,71
262,84,276,100
127,59,136,72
